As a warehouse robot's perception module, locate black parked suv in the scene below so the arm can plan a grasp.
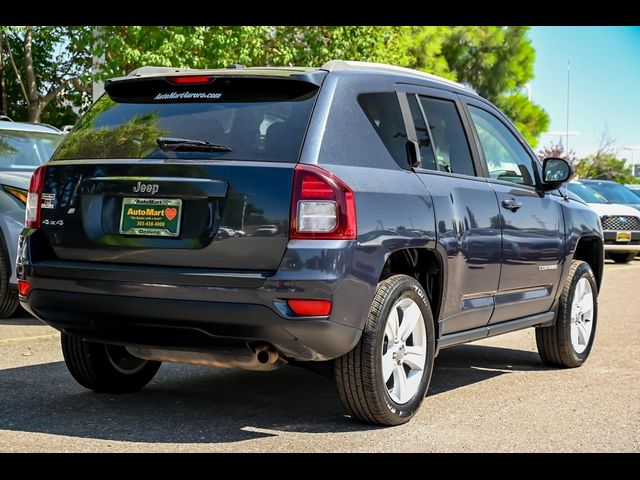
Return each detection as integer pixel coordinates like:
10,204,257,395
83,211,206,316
17,61,603,425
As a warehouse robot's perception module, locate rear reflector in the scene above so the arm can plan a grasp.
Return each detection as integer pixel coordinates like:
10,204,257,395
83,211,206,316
17,280,30,297
287,299,332,316
167,76,213,84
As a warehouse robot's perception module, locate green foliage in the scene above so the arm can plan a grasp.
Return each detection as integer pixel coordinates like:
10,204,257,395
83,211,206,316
575,153,639,184
496,92,549,147
1,25,549,147
435,26,548,147
94,26,416,77
1,26,93,122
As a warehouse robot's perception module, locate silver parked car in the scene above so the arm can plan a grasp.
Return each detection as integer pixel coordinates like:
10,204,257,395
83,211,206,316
0,118,63,317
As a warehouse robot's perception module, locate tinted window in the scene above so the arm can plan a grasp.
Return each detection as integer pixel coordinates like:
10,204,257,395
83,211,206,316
407,95,437,170
418,97,475,176
53,77,318,162
584,182,640,204
468,106,537,186
0,130,62,169
567,182,608,204
358,93,408,169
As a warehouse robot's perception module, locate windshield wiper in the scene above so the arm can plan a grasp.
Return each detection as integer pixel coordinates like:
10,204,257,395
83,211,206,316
157,137,232,152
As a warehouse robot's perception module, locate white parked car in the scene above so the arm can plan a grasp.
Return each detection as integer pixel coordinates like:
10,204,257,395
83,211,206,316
0,118,64,317
568,180,640,263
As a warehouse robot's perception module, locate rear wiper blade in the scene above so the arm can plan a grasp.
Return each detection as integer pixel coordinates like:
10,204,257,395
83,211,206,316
157,137,232,152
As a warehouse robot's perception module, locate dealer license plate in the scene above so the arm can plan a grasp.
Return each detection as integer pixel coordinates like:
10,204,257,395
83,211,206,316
616,231,632,242
120,197,182,237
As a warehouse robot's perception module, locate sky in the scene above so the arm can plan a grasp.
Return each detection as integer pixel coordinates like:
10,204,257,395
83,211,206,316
528,26,640,165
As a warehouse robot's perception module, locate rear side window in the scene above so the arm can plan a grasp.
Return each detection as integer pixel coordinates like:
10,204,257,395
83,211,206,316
53,77,319,162
358,93,408,169
418,96,475,176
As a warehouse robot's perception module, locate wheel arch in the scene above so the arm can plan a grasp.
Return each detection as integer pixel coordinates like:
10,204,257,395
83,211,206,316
378,243,448,338
572,235,604,291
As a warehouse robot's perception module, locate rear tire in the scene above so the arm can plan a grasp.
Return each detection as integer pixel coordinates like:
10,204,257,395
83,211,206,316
61,333,161,393
536,260,597,368
608,252,636,264
0,249,19,319
335,274,435,426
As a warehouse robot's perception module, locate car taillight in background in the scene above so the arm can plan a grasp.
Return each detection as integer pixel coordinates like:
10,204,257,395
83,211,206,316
25,165,46,228
1,185,28,204
290,164,356,239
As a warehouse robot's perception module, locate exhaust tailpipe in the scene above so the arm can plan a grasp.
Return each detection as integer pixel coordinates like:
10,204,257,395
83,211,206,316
255,344,279,365
126,344,282,371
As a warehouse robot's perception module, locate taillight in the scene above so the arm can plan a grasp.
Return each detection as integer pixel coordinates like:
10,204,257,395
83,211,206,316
2,185,28,204
17,280,30,297
290,164,357,239
25,165,46,228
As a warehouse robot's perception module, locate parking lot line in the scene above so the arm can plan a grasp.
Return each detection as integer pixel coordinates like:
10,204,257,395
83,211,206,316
605,263,640,273
0,333,59,345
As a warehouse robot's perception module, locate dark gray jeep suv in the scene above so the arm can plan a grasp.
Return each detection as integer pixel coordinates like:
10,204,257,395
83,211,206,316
17,61,603,425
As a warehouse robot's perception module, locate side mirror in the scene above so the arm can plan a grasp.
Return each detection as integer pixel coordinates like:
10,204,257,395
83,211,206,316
541,157,572,191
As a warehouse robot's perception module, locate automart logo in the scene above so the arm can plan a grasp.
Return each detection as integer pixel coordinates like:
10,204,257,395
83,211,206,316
154,91,222,100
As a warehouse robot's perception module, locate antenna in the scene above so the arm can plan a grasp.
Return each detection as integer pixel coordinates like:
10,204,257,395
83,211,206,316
566,60,571,155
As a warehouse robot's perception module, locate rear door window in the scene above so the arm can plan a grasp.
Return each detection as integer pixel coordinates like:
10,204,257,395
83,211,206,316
418,96,475,176
53,77,319,162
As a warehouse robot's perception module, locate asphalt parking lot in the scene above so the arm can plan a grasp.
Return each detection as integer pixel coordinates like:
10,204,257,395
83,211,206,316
1,261,638,453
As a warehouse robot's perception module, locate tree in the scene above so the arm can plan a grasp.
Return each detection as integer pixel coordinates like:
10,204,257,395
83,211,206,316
1,25,551,147
574,128,638,183
575,154,637,184
0,26,93,123
536,140,577,164
93,26,417,79
433,26,549,146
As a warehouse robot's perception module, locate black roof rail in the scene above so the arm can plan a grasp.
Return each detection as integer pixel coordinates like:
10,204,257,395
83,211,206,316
226,64,246,69
0,115,13,122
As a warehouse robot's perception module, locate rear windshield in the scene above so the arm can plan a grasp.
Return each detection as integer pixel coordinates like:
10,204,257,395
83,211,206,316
0,129,62,169
52,77,319,163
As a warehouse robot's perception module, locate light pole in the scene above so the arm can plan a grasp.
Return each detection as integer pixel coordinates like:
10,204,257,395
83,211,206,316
566,61,571,154
619,146,640,178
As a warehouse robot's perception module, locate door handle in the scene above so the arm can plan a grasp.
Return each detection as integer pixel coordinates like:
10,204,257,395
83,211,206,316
501,198,523,211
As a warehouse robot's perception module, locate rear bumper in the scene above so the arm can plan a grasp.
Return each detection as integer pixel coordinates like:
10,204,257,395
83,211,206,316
18,236,373,361
23,289,360,361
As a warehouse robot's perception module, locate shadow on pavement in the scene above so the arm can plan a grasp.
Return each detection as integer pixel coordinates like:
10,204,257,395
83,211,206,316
0,344,548,443
430,344,549,395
